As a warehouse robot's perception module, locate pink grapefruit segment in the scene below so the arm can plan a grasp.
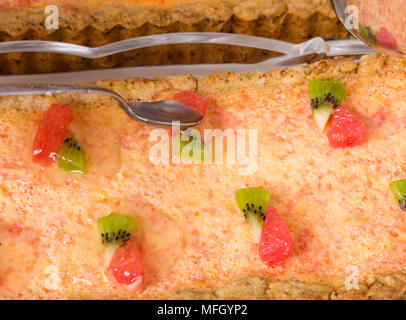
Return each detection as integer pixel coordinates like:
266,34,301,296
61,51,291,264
326,106,367,148
173,91,212,117
107,236,144,291
376,27,397,50
259,206,293,267
32,104,73,167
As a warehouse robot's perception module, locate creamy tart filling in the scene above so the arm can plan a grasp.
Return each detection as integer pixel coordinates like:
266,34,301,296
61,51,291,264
1,55,406,299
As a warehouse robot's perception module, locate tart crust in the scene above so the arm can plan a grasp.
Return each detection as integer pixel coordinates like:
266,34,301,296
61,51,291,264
2,54,406,300
0,0,349,74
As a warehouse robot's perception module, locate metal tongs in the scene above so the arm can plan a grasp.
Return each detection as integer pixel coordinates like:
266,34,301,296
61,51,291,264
0,33,377,80
0,33,377,127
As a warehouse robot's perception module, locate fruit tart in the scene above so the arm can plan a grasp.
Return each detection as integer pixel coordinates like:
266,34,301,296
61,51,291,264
2,55,406,299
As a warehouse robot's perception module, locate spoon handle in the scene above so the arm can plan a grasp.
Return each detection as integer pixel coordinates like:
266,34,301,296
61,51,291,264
0,83,140,120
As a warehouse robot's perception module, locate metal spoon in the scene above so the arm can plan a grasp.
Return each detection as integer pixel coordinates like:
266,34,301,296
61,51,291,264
0,84,203,128
331,0,406,58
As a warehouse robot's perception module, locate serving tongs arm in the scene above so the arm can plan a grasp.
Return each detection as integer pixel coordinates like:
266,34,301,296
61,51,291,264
0,34,378,83
0,33,375,61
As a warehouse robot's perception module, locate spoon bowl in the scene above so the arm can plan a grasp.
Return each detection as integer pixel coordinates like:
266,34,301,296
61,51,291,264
331,0,406,58
128,100,203,127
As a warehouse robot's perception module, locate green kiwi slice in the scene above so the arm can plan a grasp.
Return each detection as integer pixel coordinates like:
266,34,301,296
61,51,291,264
390,179,406,210
97,212,137,248
172,129,209,163
359,25,376,44
235,187,270,242
308,80,347,131
57,134,86,174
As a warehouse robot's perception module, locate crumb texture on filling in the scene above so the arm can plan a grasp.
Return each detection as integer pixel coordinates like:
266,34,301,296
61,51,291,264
2,55,406,300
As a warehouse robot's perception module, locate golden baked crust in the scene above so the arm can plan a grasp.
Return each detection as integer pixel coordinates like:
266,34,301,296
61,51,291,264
0,0,349,74
2,54,406,300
